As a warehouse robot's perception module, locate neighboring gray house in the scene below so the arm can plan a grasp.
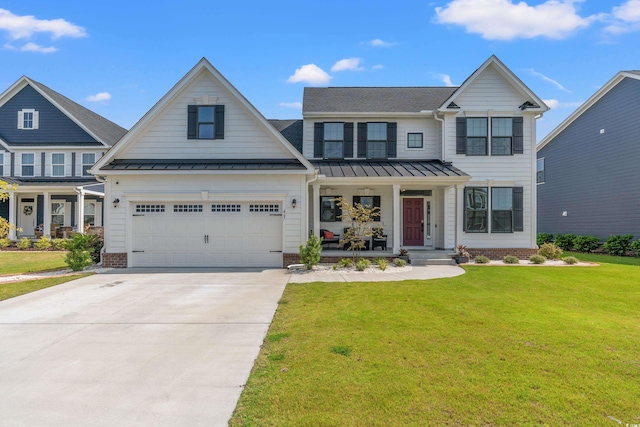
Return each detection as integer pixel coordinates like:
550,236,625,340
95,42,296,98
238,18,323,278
537,70,640,240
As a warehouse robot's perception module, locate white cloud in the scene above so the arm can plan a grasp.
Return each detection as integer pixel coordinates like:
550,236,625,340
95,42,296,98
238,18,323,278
529,69,571,93
435,0,595,40
0,8,87,40
279,102,302,109
542,99,583,109
20,42,57,53
434,73,455,86
331,58,364,72
372,64,384,70
543,99,559,109
85,92,112,102
368,38,396,47
605,0,640,34
287,64,332,85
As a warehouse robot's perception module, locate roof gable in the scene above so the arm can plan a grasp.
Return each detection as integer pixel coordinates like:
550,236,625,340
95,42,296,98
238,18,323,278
0,77,126,147
94,58,313,173
439,55,548,113
538,71,640,151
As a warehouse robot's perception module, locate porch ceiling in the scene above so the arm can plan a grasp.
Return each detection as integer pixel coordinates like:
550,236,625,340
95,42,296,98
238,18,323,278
311,159,469,179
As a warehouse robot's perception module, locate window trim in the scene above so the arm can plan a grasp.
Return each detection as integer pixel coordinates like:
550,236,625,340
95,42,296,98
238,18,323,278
491,187,514,233
406,132,423,149
490,117,514,156
51,152,65,177
196,105,215,140
366,122,388,159
84,201,96,226
320,196,341,222
536,158,545,184
18,109,38,130
81,152,96,177
51,201,65,226
323,122,345,160
464,187,488,233
21,152,35,177
465,117,488,156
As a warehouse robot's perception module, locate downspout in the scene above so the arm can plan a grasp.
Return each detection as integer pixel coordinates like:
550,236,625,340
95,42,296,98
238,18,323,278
433,111,446,162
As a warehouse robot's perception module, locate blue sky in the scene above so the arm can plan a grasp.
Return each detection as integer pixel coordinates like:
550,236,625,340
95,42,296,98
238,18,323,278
1,0,639,141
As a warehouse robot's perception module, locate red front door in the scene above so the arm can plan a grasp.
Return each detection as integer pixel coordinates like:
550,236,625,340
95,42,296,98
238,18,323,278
403,198,423,246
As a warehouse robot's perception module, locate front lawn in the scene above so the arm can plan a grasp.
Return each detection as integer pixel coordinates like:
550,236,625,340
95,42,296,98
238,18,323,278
0,274,92,301
231,262,640,425
0,252,67,275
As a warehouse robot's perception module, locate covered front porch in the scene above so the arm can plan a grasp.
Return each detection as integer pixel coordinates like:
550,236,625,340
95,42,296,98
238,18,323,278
308,160,470,254
2,180,105,240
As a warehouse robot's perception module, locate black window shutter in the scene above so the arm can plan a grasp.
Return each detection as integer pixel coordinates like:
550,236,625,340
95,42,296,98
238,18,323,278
352,196,361,206
357,123,367,158
387,122,397,158
344,123,354,158
187,105,197,139
513,117,523,154
456,117,466,154
214,105,225,139
314,123,324,158
513,187,524,231
335,200,342,222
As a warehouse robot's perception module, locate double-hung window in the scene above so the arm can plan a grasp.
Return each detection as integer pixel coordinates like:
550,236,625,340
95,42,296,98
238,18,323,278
82,153,96,176
491,188,513,233
320,196,341,222
536,158,545,183
466,118,488,155
21,153,35,177
323,123,344,159
367,123,387,159
464,187,488,232
491,118,513,155
84,202,96,226
196,106,214,139
187,105,224,139
52,153,65,177
352,195,381,222
51,202,65,226
18,109,38,130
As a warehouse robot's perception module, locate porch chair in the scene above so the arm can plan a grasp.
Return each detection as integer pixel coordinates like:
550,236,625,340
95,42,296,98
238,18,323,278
371,227,387,251
320,229,340,249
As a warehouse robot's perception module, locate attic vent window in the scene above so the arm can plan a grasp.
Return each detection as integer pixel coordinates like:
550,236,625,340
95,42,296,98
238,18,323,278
447,102,459,109
18,109,39,130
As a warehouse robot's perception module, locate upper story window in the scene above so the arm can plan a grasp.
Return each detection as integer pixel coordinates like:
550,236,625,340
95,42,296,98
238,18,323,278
407,132,423,149
82,153,96,176
367,123,387,159
536,158,545,184
466,118,488,155
18,109,39,130
21,153,35,177
187,105,225,139
456,117,523,156
491,118,513,155
324,123,344,159
52,153,65,177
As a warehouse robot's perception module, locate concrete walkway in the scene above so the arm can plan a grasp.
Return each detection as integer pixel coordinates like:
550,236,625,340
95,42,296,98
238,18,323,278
288,265,465,283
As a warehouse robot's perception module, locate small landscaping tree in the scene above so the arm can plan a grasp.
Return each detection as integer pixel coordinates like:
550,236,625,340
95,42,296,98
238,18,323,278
65,233,102,271
335,197,380,262
299,234,322,270
0,180,19,238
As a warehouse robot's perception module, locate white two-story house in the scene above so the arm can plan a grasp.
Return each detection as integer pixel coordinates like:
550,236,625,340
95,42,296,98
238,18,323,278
0,77,127,239
93,55,547,268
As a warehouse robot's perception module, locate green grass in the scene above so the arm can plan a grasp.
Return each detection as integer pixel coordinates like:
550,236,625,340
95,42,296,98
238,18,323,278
0,251,67,275
231,262,640,426
565,251,640,266
0,274,91,301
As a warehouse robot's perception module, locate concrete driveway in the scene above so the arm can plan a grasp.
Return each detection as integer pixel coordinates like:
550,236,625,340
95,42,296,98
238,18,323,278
0,268,288,427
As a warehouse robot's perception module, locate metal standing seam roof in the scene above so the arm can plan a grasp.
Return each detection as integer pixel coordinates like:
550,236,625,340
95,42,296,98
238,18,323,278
311,160,468,178
303,87,459,113
101,158,307,171
0,177,102,187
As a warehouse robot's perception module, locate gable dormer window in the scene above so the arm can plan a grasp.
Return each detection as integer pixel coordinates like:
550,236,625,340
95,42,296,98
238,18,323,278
18,109,39,130
187,105,225,139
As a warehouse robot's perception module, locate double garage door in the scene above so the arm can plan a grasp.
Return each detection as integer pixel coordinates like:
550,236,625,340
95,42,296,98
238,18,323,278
131,202,283,267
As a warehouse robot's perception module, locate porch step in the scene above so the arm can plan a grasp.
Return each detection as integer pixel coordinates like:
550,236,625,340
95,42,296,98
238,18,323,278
411,258,457,266
407,250,457,266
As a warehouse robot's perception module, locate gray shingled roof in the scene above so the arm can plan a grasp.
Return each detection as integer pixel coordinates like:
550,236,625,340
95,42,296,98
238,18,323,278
29,79,128,146
312,160,468,178
268,119,302,153
626,70,640,77
303,87,458,113
101,158,306,171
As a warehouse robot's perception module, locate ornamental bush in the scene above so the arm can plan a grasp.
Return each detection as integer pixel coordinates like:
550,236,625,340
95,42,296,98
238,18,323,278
536,233,554,247
563,256,578,265
299,234,322,270
539,243,563,260
52,238,68,251
529,254,546,264
572,235,601,253
554,234,576,251
503,255,520,264
474,255,490,264
603,234,633,256
34,236,52,251
0,238,11,249
356,258,369,271
632,240,640,257
393,258,407,267
377,258,388,271
17,237,31,250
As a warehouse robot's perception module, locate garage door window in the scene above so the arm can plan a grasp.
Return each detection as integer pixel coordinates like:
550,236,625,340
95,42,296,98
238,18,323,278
173,204,203,212
135,204,165,213
249,204,280,213
212,204,241,212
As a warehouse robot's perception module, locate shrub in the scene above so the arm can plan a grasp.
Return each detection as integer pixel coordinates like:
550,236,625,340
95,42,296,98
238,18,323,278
563,256,578,265
529,254,546,264
332,264,338,270
65,233,103,271
356,259,369,271
503,255,520,264
572,235,601,253
299,234,322,270
632,239,640,257
34,236,52,251
17,237,31,250
52,238,67,251
554,234,576,251
536,232,554,247
474,255,490,264
603,234,633,257
339,258,353,268
377,258,388,271
0,238,11,249
539,243,563,260
393,258,407,267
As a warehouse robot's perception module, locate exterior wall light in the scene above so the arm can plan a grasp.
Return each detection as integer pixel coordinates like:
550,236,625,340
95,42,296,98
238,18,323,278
292,198,297,209
113,198,120,208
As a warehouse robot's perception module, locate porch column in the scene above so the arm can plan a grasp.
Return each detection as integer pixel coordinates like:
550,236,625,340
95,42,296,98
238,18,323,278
393,184,401,254
443,186,457,250
456,184,465,248
8,192,16,240
43,192,51,238
312,184,320,238
77,191,85,234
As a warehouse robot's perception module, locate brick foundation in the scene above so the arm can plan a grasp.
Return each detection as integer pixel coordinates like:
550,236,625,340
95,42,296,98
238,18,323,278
466,248,538,260
102,252,128,268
